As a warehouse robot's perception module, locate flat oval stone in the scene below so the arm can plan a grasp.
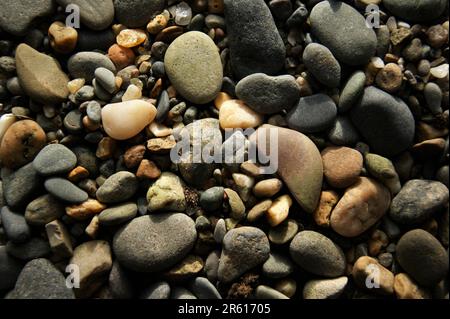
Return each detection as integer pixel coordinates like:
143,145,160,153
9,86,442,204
330,177,391,237
338,71,366,113
44,178,88,204
101,100,157,140
68,52,116,82
56,0,114,30
289,230,346,278
114,0,165,28
98,203,138,226
1,206,31,244
33,144,77,176
96,171,138,204
113,214,197,272
350,86,415,157
321,146,363,189
235,73,300,114
25,194,64,226
224,0,285,79
165,31,222,104
15,44,69,104
310,1,377,65
303,43,341,88
383,0,448,23
303,277,348,299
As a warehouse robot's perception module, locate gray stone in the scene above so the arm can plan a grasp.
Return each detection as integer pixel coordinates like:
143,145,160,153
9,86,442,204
338,71,366,113
113,214,197,272
45,178,88,204
33,144,77,176
141,281,171,299
424,82,443,115
96,171,138,204
75,85,95,102
68,52,116,82
114,0,165,28
147,172,186,212
350,86,415,157
224,0,285,79
95,67,116,94
6,237,51,261
1,207,31,244
56,0,114,30
98,202,138,226
286,3,308,28
383,0,448,22
303,43,341,88
235,73,300,114
310,1,377,65
171,287,197,299
86,101,102,123
190,277,222,299
328,116,360,146
200,187,224,213
286,94,337,133
303,277,348,299
109,261,133,299
218,227,270,283
262,252,294,279
289,231,346,277
63,110,83,134
205,250,220,283
45,220,73,259
390,180,449,225
0,246,23,291
255,285,289,299
72,146,98,176
213,219,227,244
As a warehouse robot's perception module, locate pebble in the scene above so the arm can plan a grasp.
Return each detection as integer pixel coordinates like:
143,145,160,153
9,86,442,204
303,43,341,88
235,74,300,114
338,71,366,113
114,0,165,28
218,227,270,283
200,187,224,213
95,67,116,94
350,86,415,157
390,180,449,225
253,178,282,198
147,14,168,35
25,194,64,226
33,144,77,176
1,207,31,244
6,237,50,261
108,261,133,299
247,200,273,222
190,277,222,299
56,0,114,30
224,0,285,78
101,100,157,140
224,188,246,221
290,231,346,278
172,287,197,299
321,146,363,189
262,252,294,279
310,1,377,65
45,178,88,204
205,250,220,283
147,172,186,212
1,1,53,34
137,159,162,180
117,29,147,48
331,177,391,237
267,195,292,227
165,31,222,104
427,25,449,48
394,273,431,299
375,63,403,93
96,171,138,204
68,52,116,82
66,199,106,221
141,281,171,299
365,153,401,195
255,285,289,299
424,82,443,115
0,246,23,291
219,100,263,129
7,258,74,299
313,191,340,228
155,90,170,122
213,219,227,243
0,114,16,143
303,277,348,299
45,220,73,259
328,116,360,146
353,256,394,295
98,203,138,226
122,84,142,101
383,0,447,23
48,21,78,54
108,44,135,70
148,122,172,137
274,278,297,298
397,229,448,287
286,94,337,133
70,240,112,298
113,214,197,272
165,255,204,281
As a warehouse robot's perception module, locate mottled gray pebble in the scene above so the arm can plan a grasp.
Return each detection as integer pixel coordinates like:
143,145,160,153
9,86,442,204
33,144,77,176
44,178,88,204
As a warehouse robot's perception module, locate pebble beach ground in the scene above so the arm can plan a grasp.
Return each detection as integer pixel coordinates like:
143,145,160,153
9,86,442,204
0,0,449,300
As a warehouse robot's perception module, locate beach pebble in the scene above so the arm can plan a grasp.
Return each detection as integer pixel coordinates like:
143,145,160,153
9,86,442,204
219,100,264,129
147,172,186,212
303,43,341,88
1,207,31,244
98,203,138,226
44,178,88,204
321,146,363,189
33,144,77,176
68,52,116,82
56,0,114,30
353,256,394,295
96,171,138,204
303,277,348,299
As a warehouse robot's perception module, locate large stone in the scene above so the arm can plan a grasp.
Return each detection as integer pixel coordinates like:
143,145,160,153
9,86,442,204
114,0,165,28
310,1,377,65
165,31,222,104
224,0,285,79
56,0,114,30
383,0,447,23
147,172,186,212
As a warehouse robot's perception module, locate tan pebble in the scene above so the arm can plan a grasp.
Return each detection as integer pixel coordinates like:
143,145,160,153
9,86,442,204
96,137,117,160
85,215,100,239
150,78,163,98
240,161,264,177
247,199,273,222
0,114,16,143
66,199,106,221
155,26,183,43
82,116,101,132
232,173,255,202
108,44,135,70
45,219,73,259
148,121,173,137
274,278,297,298
368,229,389,256
67,78,85,94
48,21,78,54
394,273,431,299
375,63,403,93
253,178,283,198
430,63,448,79
353,256,394,295
102,99,157,141
115,76,123,90
426,25,449,49
267,195,292,227
147,14,168,35
167,85,177,99
313,190,340,228
116,29,147,48
219,100,263,129
147,135,176,153
136,159,162,180
123,145,146,169
68,166,90,183
214,92,232,110
122,84,142,101
208,0,224,13
321,146,363,189
164,255,204,281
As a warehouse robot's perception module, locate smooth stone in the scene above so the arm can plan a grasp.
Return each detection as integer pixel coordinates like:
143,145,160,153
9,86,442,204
247,200,272,222
253,125,323,213
0,207,31,244
63,110,83,134
0,114,16,143
214,219,227,244
147,172,186,212
113,214,197,272
424,82,443,115
95,67,116,94
383,0,447,22
33,144,77,176
0,246,23,291
255,285,289,299
303,43,341,88
235,73,300,115
155,91,170,123
289,231,346,278
286,94,337,133
44,178,88,204
171,287,197,299
45,220,73,259
98,203,138,226
6,237,51,261
365,153,401,194
72,146,98,176
15,44,68,104
68,52,116,82
353,256,394,295
328,116,360,146
321,146,363,189
253,178,283,198
114,0,165,28
218,227,270,283
394,273,431,299
286,3,308,28
267,195,292,227
262,252,294,279
141,281,171,299
7,259,74,299
205,250,220,283
56,0,114,30
86,101,102,123
69,240,112,298
108,261,133,299
397,229,449,287
303,277,348,299
96,171,138,204
101,100,157,140
224,188,246,221
338,71,366,113
268,219,299,245
1,162,42,209
224,0,285,79
310,1,377,65
219,100,264,129
330,177,391,237
350,86,415,156
200,187,224,213
165,31,222,104
190,277,222,299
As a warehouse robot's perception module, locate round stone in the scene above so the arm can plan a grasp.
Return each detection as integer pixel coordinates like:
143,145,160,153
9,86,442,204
200,187,224,213
165,31,222,104
268,219,299,245
33,144,77,176
96,171,138,204
1,207,31,244
95,67,116,94
219,100,264,129
262,252,294,279
147,172,186,212
303,43,341,88
141,281,171,299
328,116,360,146
375,63,403,94
113,214,197,272
98,203,138,226
321,146,363,189
44,178,88,204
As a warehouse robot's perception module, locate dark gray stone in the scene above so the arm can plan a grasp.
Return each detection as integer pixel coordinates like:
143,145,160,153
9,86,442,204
98,202,138,226
63,110,83,134
1,207,31,244
33,144,77,176
56,0,114,30
44,178,88,204
114,0,165,28
328,116,360,146
96,171,138,204
303,43,341,88
68,52,116,82
6,237,51,261
109,261,133,299
205,250,220,283
262,252,294,279
86,101,102,123
200,187,224,213
286,3,308,28
383,0,447,22
95,67,116,94
190,277,222,299
156,90,170,123
72,146,98,176
0,246,23,291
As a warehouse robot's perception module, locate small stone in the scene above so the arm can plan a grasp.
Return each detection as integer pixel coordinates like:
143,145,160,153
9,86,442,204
45,178,88,204
147,135,177,153
224,188,246,221
267,195,292,227
108,44,135,70
117,29,147,48
353,256,394,295
0,114,16,143
123,145,146,169
200,187,224,213
232,173,254,202
155,90,170,122
174,1,192,26
33,144,77,176
1,207,31,244
338,71,366,113
48,21,78,54
321,146,363,189
394,273,431,299
427,25,449,48
253,178,282,198
375,63,403,93
328,116,360,146
171,287,197,299
148,122,173,138
303,277,348,299
274,278,297,298
95,67,116,94
190,277,222,299
147,14,168,35
247,200,272,223
424,82,443,115
66,199,107,221
262,252,294,279
165,255,204,281
85,216,100,239
313,191,340,228
208,0,224,14
45,220,73,259
219,100,263,129
136,159,161,180
430,63,449,79
64,110,83,133
68,51,116,82
96,172,138,204
303,43,341,88
390,27,411,46
25,194,64,226
68,166,90,183
98,203,137,226
214,219,227,243
122,84,142,101
147,172,186,212
402,38,422,62
255,285,289,299
365,153,401,194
